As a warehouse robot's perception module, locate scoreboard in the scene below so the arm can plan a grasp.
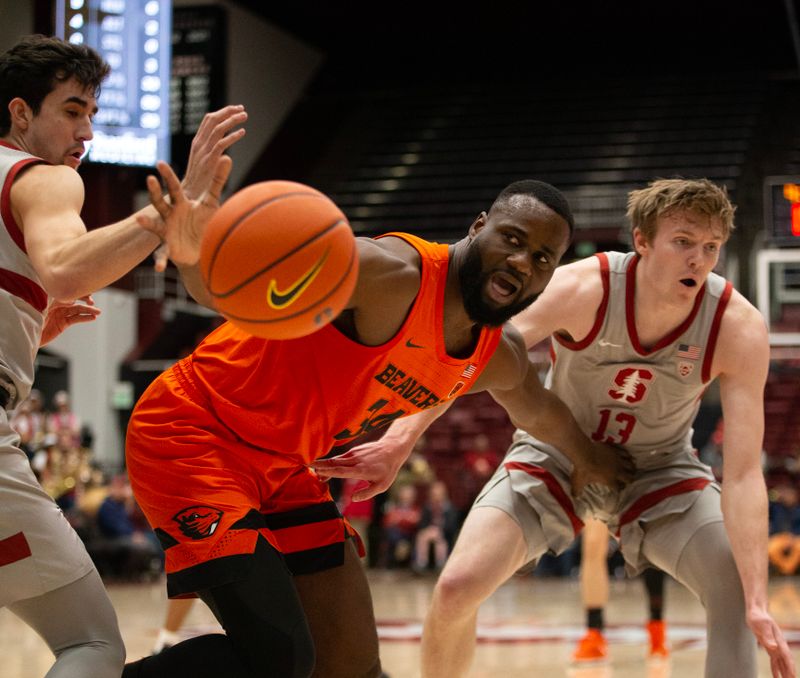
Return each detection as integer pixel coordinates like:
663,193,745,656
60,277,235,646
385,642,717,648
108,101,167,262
55,0,172,167
765,176,800,246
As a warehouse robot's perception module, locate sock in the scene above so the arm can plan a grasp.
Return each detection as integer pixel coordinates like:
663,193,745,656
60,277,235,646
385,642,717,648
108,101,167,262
643,568,665,621
587,607,604,631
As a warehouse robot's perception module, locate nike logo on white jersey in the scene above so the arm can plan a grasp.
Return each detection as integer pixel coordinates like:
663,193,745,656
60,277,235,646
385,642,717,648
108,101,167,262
598,339,622,348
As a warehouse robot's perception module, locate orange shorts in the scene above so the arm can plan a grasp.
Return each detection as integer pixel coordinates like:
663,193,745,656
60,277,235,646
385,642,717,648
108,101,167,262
126,360,362,597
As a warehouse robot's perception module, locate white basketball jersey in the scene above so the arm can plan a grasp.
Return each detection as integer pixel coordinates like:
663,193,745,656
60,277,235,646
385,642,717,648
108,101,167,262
0,142,48,407
545,251,732,460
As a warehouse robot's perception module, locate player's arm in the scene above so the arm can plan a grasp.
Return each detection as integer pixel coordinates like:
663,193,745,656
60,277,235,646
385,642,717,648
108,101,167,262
483,325,635,495
345,236,420,322
715,295,795,677
15,165,162,301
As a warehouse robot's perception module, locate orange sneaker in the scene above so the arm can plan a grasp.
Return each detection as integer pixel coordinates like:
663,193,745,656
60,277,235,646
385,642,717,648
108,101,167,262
647,619,670,659
572,628,608,663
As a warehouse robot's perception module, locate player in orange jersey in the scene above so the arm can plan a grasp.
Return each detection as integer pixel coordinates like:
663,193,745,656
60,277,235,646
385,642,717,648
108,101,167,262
122,169,635,678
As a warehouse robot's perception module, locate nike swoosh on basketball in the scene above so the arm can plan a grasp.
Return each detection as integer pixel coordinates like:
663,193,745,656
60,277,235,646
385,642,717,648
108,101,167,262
598,339,622,348
405,339,425,349
267,250,329,310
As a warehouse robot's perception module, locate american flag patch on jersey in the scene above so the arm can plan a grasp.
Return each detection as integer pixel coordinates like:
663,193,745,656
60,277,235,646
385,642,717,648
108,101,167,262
461,363,477,378
677,343,701,360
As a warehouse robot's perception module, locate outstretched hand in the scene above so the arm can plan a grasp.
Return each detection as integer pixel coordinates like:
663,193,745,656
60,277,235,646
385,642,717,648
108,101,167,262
570,441,636,498
40,296,101,346
138,156,232,271
312,436,416,501
182,105,247,200
748,608,796,678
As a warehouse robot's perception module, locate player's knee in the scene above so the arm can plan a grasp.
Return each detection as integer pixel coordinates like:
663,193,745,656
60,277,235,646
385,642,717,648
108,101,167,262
57,633,126,678
432,567,482,616
234,617,315,677
269,619,316,678
678,522,742,608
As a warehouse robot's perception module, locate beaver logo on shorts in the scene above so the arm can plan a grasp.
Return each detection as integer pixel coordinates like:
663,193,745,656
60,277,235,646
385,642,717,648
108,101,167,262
172,506,223,540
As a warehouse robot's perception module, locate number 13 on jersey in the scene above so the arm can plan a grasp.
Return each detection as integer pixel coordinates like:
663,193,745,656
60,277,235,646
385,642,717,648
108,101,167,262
591,409,637,445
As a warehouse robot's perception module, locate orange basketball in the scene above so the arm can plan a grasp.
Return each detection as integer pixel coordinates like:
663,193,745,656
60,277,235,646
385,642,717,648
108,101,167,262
199,180,359,339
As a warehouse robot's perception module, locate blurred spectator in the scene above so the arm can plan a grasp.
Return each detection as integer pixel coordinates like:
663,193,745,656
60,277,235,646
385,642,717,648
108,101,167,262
395,435,436,490
46,389,81,447
38,429,92,511
456,432,502,519
383,484,421,568
10,388,46,458
413,480,459,574
767,478,800,575
96,474,163,579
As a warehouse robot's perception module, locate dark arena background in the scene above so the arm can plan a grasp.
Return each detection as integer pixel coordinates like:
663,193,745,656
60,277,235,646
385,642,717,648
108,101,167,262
1,1,800,676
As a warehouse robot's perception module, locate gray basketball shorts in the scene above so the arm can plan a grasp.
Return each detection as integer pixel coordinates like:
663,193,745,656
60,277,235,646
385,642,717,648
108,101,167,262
473,435,721,576
0,410,95,607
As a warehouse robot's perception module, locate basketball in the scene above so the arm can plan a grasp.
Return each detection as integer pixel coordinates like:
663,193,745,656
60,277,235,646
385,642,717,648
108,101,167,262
199,180,359,339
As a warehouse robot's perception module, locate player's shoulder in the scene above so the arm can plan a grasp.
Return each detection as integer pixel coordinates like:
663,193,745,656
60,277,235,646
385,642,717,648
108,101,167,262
714,287,769,373
357,235,421,272
11,163,83,207
719,287,768,340
547,253,603,293
350,236,421,310
474,323,528,390
356,236,421,288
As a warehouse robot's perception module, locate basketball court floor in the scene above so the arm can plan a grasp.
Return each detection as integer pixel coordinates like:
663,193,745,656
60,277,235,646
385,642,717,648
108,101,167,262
2,569,799,677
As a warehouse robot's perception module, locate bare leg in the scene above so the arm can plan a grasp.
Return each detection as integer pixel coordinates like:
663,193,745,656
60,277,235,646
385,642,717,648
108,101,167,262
580,518,610,610
420,506,533,678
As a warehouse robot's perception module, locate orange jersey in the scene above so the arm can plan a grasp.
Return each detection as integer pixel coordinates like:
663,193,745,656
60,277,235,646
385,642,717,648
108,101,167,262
186,232,502,461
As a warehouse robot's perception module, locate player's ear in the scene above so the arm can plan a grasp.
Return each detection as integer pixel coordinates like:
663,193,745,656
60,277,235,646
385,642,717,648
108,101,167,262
468,211,488,238
8,98,32,130
632,227,648,255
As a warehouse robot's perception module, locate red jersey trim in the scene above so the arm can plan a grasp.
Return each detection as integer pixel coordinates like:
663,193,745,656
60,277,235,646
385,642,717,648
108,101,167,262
504,461,584,537
0,267,48,312
625,255,706,355
701,280,733,383
2,157,44,253
0,531,32,567
553,252,610,351
617,477,711,533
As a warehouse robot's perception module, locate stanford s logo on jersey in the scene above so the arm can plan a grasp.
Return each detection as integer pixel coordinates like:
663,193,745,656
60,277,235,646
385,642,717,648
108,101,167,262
608,367,655,404
172,506,223,540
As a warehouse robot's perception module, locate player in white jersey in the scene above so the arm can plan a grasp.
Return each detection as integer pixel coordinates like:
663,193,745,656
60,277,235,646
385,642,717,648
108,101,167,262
313,178,795,678
0,35,245,676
